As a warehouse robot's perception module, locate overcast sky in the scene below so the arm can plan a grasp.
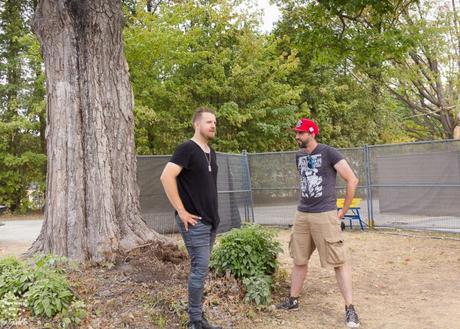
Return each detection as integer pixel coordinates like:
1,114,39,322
255,0,282,32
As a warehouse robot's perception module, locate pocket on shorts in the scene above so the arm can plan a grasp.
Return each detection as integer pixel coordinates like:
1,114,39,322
324,237,345,266
327,211,342,229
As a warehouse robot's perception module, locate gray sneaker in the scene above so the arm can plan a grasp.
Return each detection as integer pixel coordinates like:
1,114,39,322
345,304,360,328
276,297,299,310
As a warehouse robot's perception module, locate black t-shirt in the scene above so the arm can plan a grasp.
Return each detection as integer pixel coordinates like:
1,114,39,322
296,144,344,213
169,140,219,230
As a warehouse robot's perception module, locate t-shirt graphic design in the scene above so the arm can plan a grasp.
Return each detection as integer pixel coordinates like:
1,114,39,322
298,154,323,198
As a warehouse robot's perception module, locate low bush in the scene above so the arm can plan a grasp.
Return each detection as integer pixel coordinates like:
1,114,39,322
0,255,85,327
242,274,273,305
0,291,22,323
210,224,282,305
0,257,34,298
25,271,74,317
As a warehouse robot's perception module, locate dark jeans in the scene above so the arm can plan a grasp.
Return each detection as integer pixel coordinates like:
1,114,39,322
176,215,217,322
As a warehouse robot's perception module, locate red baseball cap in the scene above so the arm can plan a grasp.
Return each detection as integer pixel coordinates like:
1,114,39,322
292,118,319,135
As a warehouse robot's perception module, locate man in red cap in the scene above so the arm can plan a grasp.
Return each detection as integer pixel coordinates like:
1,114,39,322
277,118,361,328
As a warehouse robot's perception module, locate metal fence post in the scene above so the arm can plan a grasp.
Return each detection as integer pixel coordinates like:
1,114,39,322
364,144,374,228
242,150,255,223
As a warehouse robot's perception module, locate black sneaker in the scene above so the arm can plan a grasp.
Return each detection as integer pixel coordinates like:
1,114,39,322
345,304,360,328
276,297,299,310
188,321,203,329
202,313,222,329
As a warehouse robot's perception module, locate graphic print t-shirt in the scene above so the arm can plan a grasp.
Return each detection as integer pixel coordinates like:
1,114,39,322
296,144,344,213
169,140,219,230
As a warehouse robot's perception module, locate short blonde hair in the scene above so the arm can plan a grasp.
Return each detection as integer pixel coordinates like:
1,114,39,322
192,107,215,124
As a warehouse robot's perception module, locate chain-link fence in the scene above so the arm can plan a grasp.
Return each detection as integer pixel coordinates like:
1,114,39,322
366,140,460,232
247,139,460,233
247,151,298,226
137,152,253,234
139,139,460,234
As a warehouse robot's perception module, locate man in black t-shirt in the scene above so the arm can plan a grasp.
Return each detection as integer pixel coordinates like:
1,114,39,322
160,107,221,329
277,118,361,328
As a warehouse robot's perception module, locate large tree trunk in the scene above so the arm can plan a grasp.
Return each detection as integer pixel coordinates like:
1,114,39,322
29,0,167,263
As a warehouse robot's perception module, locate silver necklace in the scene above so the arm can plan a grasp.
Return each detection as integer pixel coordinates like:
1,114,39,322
204,151,212,172
192,139,212,172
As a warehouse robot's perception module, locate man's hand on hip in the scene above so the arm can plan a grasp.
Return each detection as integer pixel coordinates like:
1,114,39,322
178,209,201,231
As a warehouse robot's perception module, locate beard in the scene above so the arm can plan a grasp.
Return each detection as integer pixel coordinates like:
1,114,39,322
201,129,216,141
296,139,307,148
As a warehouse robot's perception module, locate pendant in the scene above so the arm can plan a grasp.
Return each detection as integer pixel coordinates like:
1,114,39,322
208,165,212,172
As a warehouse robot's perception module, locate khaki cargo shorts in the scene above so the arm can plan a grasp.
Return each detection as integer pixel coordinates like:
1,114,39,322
289,210,348,268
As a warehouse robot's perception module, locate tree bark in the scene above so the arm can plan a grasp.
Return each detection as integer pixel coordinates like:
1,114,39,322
453,0,460,139
29,0,167,263
454,112,460,139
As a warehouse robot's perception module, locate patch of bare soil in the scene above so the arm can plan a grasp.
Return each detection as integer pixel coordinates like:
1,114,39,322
265,229,460,329
0,211,43,221
7,229,460,329
0,241,31,258
13,239,252,329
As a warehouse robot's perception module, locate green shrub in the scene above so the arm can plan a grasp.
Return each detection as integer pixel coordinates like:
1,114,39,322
210,224,282,279
0,255,85,326
210,224,282,305
59,300,87,328
32,254,71,275
26,255,75,317
0,257,34,298
0,257,21,272
242,274,272,306
25,270,74,317
0,291,22,323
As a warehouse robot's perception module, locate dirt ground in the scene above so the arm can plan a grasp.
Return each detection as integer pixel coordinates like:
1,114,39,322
0,212,43,221
266,229,460,329
0,240,32,258
1,228,460,329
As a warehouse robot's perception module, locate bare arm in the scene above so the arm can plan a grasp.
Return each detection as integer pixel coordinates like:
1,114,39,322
334,159,359,219
160,162,200,230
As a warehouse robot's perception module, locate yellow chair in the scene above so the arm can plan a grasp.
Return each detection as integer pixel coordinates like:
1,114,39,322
336,198,365,230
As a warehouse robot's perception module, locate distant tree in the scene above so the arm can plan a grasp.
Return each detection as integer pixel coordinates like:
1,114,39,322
272,0,417,146
275,0,460,140
124,0,303,154
0,0,46,213
387,1,460,139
